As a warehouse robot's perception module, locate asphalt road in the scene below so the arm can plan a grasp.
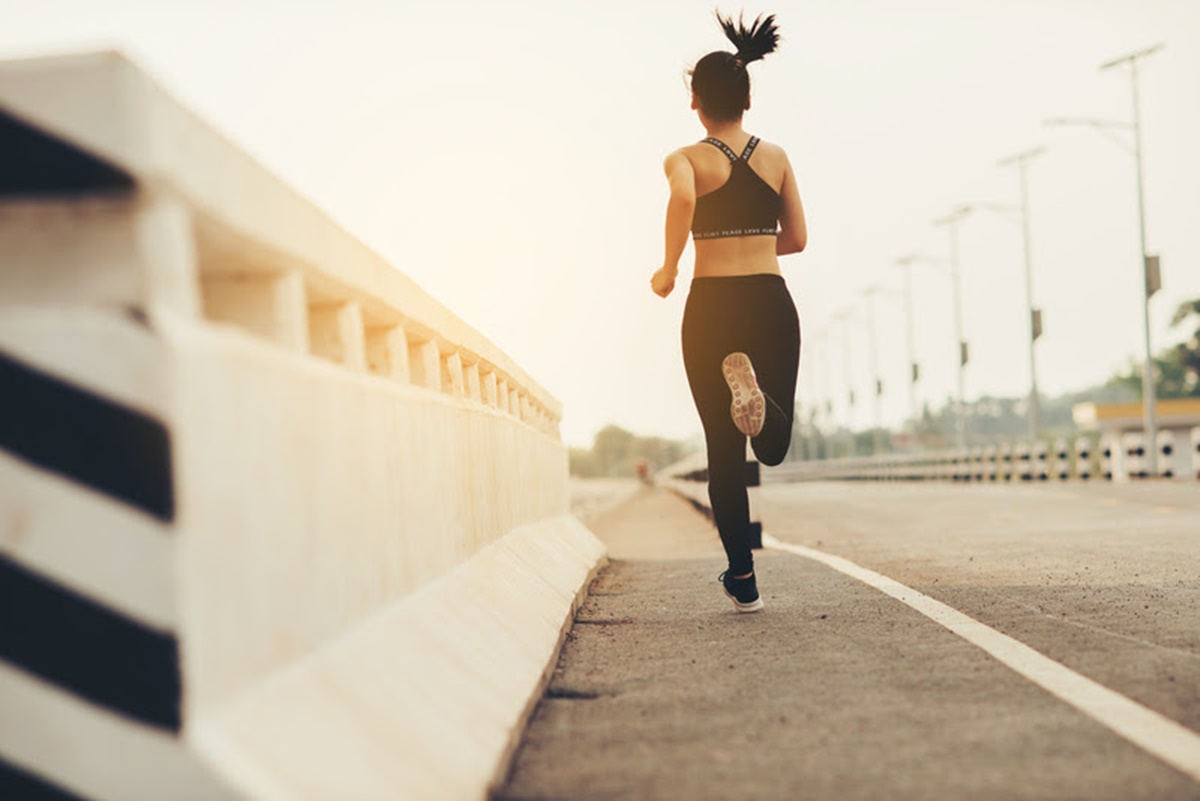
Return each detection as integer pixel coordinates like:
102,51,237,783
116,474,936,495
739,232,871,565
758,481,1200,733
496,481,1200,801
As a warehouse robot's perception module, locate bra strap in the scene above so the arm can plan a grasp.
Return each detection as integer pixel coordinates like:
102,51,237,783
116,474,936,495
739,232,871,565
740,136,760,161
701,137,739,162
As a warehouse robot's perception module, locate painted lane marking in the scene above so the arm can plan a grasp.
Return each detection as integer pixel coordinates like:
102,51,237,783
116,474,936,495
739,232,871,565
763,533,1200,784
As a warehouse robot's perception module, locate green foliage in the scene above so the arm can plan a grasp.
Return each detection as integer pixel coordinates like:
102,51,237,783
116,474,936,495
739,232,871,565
1170,297,1200,394
1107,296,1200,399
569,424,691,477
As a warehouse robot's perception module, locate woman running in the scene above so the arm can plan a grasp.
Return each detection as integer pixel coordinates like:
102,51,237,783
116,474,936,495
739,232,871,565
650,12,806,613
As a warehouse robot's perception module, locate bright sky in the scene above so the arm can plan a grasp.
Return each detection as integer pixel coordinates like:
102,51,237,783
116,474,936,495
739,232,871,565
3,0,1198,447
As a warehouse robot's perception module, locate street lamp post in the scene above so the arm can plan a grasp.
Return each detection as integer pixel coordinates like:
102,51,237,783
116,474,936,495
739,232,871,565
898,262,918,432
933,209,971,449
998,147,1046,441
1107,45,1163,476
805,327,827,456
833,308,857,457
895,254,938,448
1046,42,1164,474
817,328,836,458
862,286,886,456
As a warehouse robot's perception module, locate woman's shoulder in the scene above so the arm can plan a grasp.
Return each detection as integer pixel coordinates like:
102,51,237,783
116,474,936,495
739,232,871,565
663,147,695,172
669,141,713,160
750,137,789,160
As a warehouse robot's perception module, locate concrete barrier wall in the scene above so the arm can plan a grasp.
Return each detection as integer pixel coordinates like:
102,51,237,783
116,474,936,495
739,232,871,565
1,51,604,800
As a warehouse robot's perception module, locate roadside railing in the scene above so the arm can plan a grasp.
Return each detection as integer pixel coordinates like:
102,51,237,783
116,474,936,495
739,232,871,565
761,428,1200,484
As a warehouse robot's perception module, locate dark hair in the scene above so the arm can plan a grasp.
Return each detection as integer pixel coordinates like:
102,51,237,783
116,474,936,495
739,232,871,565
689,12,780,121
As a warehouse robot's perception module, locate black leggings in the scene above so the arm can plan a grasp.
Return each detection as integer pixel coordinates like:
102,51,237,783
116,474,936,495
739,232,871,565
682,274,801,576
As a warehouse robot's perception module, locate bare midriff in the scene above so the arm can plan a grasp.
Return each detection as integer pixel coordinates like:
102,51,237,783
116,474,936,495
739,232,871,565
693,235,781,279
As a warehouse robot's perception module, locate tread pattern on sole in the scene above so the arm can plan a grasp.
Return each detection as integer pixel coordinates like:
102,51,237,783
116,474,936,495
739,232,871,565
721,352,765,438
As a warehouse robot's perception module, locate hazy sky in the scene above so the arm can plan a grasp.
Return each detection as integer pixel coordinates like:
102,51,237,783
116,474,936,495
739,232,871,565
3,0,1198,446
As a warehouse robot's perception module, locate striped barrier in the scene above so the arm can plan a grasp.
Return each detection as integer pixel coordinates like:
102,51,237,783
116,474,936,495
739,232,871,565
758,430,1199,485
1074,436,1093,480
0,291,238,801
1,50,604,801
1033,440,1049,481
984,445,999,482
677,431,1196,485
1156,430,1181,479
1194,427,1200,480
1101,434,1118,481
1015,441,1032,482
998,443,1014,482
1122,432,1149,479
1053,438,1070,481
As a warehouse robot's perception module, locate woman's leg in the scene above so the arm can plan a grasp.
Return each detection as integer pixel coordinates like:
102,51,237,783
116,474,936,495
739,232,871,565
682,285,756,576
747,282,801,467
702,407,756,576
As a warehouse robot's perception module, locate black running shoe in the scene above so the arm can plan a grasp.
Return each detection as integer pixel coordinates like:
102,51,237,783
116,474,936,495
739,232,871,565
719,570,764,613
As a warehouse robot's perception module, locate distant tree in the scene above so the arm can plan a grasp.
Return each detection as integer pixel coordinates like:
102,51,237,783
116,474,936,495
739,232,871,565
1106,355,1193,399
968,396,1023,439
852,429,879,455
1169,297,1200,394
914,403,949,450
588,425,630,475
571,424,691,478
629,436,686,471
568,447,601,478
1105,296,1200,399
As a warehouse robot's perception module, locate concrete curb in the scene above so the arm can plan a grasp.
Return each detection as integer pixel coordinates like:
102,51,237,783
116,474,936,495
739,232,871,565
192,515,606,801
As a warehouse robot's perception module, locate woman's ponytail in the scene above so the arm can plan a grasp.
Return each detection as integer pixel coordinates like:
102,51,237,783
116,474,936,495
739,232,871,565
718,12,780,67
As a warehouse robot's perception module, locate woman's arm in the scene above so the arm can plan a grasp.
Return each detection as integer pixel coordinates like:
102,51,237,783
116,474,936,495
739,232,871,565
776,152,807,256
652,150,696,298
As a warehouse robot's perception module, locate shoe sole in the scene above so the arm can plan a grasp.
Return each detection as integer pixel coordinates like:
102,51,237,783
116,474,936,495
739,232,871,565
724,588,765,613
722,352,765,437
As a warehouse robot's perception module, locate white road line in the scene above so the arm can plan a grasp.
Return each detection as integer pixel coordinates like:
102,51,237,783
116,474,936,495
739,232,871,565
763,533,1200,784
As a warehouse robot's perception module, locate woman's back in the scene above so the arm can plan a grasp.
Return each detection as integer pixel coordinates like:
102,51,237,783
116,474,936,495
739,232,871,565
685,135,787,197
681,134,801,278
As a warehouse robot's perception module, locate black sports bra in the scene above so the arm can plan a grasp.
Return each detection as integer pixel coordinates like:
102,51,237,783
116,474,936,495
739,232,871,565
690,136,781,240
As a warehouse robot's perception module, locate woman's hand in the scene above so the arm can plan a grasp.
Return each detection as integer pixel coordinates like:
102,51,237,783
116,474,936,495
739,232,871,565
651,266,677,298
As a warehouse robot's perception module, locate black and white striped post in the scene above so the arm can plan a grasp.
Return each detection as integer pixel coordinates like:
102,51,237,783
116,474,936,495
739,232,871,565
1192,426,1200,480
1156,430,1178,479
0,351,235,800
1073,436,1093,480
0,79,238,797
